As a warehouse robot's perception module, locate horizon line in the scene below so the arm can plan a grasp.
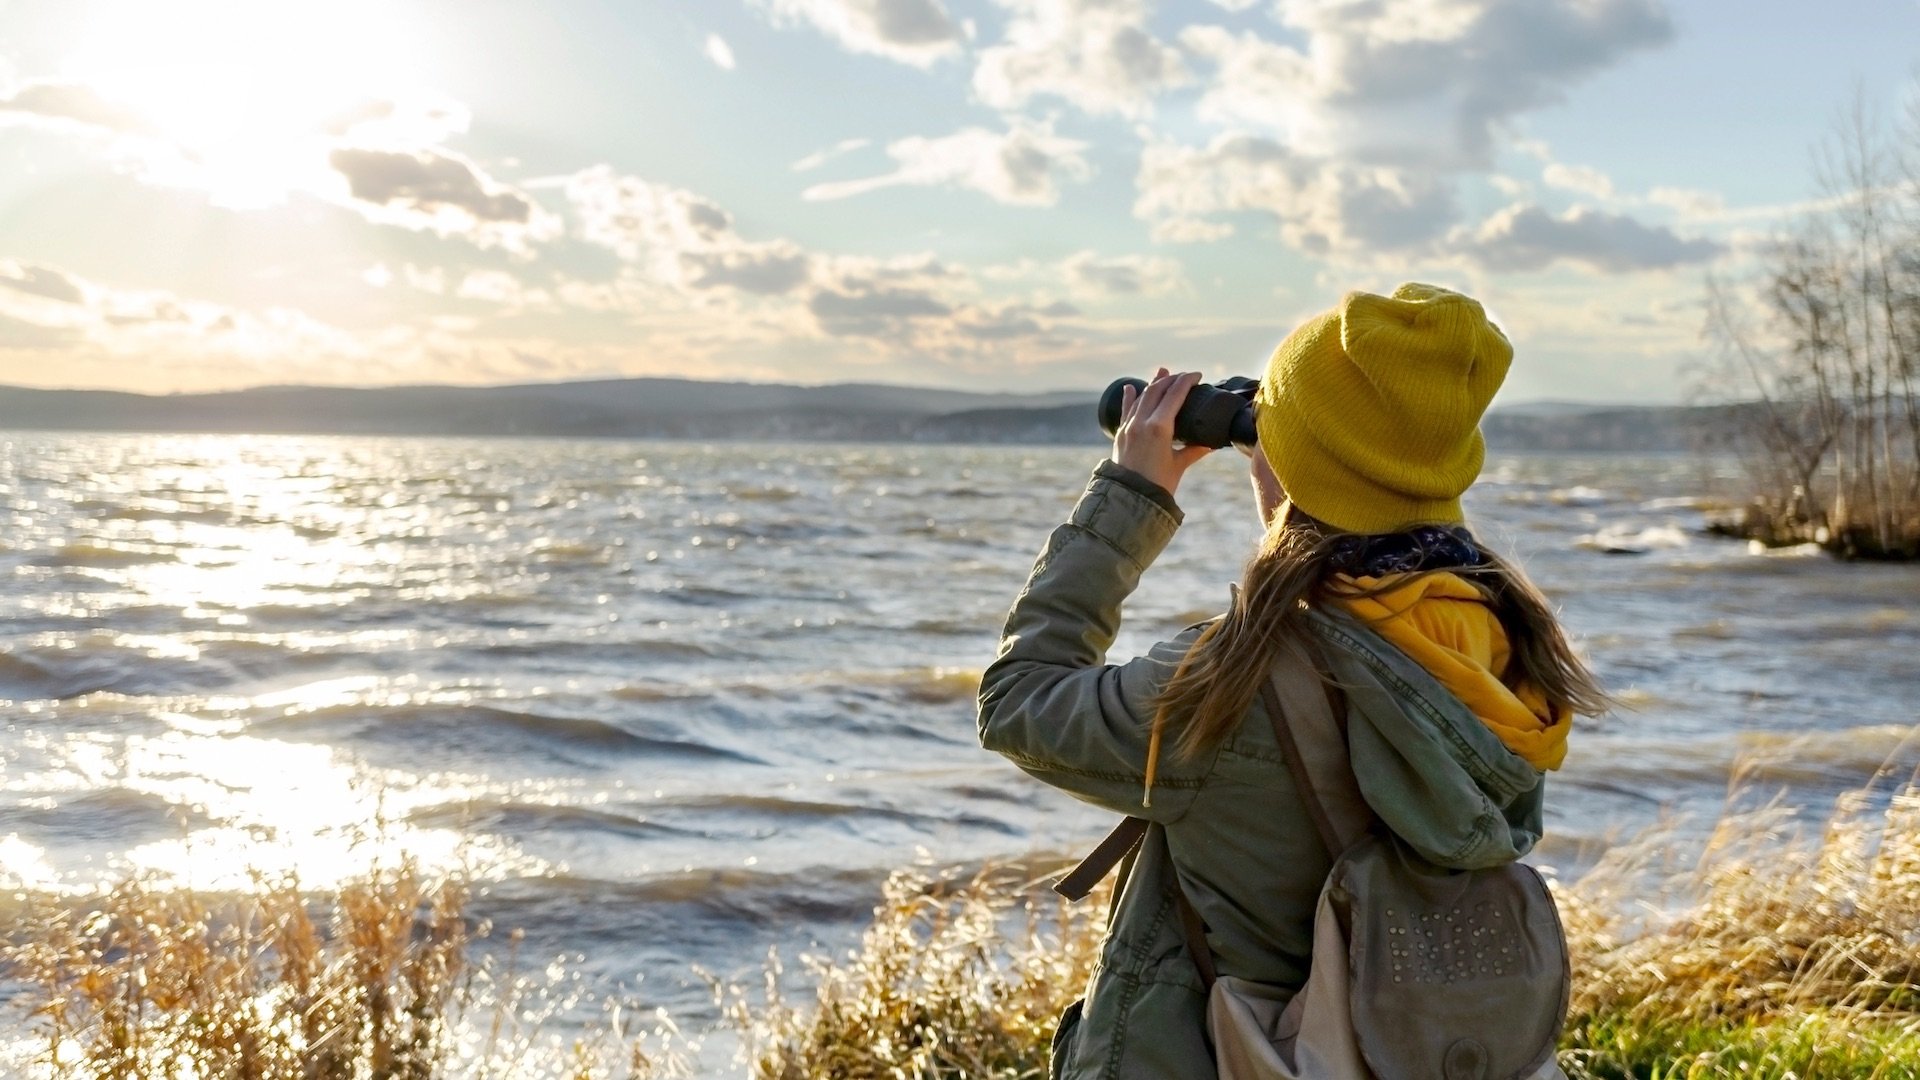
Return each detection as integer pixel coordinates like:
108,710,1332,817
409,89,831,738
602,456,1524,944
0,375,1681,411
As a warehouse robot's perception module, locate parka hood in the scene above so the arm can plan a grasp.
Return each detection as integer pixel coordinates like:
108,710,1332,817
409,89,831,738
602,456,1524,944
1307,603,1548,871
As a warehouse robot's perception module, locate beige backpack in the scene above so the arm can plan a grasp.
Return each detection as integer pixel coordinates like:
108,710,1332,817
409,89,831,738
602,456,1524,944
1059,649,1570,1080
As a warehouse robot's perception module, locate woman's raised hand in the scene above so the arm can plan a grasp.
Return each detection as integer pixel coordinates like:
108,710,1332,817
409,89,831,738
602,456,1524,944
1113,367,1215,499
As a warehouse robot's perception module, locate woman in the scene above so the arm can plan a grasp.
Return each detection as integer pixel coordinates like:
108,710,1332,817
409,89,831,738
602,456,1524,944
977,283,1608,1079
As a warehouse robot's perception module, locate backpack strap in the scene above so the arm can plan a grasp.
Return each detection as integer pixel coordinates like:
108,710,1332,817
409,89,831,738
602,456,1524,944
1257,646,1375,856
1173,876,1218,989
1054,815,1148,901
1053,646,1373,993
1055,817,1222,990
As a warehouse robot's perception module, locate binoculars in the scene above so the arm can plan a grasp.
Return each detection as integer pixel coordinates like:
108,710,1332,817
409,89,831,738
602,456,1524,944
1096,376,1259,450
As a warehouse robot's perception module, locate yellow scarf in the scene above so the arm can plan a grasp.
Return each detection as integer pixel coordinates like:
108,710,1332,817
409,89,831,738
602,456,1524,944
1336,572,1571,771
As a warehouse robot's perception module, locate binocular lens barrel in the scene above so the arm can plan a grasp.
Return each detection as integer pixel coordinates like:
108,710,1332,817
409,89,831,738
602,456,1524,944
1096,376,1259,450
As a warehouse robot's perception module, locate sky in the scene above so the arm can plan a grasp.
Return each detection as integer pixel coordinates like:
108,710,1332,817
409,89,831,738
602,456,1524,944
0,0,1916,402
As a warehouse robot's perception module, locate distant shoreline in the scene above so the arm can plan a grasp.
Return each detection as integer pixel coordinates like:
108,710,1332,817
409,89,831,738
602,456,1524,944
0,377,1733,453
0,425,1715,458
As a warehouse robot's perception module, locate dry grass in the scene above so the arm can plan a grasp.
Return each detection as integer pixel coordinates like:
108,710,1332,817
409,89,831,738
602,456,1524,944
718,863,1103,1080
8,780,1920,1078
1556,783,1920,1078
728,782,1920,1080
0,861,694,1080
4,864,466,1079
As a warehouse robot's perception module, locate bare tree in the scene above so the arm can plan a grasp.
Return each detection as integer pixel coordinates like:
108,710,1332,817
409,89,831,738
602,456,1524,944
1702,91,1920,559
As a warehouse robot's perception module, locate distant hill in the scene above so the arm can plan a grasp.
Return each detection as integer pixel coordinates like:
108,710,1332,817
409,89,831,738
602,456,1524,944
0,378,1732,452
1483,405,1742,452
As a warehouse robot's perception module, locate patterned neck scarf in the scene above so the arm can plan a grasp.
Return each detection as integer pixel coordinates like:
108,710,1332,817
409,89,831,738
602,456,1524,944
1326,525,1484,578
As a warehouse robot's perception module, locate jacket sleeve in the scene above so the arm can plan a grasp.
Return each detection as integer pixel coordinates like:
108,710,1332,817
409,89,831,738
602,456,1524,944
976,459,1215,823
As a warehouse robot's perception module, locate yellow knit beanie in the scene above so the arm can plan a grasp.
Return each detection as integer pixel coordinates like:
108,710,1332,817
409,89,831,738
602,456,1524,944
1254,283,1511,535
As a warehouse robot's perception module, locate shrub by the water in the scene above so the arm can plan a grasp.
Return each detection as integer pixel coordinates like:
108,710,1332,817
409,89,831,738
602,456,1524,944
5,864,468,1078
1701,97,1920,562
718,863,1101,1080
0,862,694,1079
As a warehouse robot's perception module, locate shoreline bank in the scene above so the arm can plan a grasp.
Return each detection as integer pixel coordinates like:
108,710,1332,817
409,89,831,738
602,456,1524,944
8,774,1920,1079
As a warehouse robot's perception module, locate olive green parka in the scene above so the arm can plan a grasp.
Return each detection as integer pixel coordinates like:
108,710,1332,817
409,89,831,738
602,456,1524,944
977,461,1548,1080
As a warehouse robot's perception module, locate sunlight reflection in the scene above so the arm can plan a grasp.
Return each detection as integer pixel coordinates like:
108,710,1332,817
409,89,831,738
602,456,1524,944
0,834,59,891
105,728,539,893
8,671,552,896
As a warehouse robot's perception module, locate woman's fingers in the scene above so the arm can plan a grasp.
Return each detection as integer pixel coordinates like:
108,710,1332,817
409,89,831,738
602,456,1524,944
1123,368,1206,445
1112,369,1214,498
1133,370,1175,425
1146,371,1201,431
1171,371,1204,421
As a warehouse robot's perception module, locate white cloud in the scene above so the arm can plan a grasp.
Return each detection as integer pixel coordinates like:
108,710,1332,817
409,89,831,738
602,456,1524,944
806,253,1079,350
453,270,555,310
566,165,815,294
1133,2,1703,272
561,167,1097,363
1647,186,1728,219
705,34,738,70
331,147,532,222
683,245,815,294
404,264,450,294
2,77,521,226
1523,143,1738,227
0,80,156,136
1181,0,1674,168
792,137,872,172
0,260,87,304
753,0,962,67
0,79,311,209
1156,1,1676,256
325,93,471,148
1061,251,1186,298
1489,174,1531,197
801,120,1091,206
0,259,375,387
1540,163,1616,201
327,147,562,252
808,282,953,337
1134,133,1457,255
1459,203,1725,273
973,0,1188,119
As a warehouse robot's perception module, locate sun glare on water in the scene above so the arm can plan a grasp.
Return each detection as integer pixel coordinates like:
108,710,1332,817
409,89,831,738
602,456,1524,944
61,0,437,206
1,436,549,897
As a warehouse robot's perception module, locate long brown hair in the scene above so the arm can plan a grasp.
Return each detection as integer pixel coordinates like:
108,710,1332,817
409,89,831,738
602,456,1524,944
1149,503,1612,767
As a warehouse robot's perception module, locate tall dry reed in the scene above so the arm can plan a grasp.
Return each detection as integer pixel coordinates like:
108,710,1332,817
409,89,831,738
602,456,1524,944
728,781,1920,1079
1557,782,1920,1077
5,863,466,1079
0,860,694,1080
718,863,1102,1080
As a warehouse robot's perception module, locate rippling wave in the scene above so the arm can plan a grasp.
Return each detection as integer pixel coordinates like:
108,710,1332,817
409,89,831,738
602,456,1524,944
4,433,1918,1028
254,702,765,763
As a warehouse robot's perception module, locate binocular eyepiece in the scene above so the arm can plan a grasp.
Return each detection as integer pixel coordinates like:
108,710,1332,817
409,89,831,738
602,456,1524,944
1097,375,1260,450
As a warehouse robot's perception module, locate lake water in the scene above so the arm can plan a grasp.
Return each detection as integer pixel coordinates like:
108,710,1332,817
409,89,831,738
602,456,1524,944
3,433,1919,1067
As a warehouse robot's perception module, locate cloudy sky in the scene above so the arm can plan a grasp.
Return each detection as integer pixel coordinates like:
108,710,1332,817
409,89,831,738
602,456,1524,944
0,0,1915,401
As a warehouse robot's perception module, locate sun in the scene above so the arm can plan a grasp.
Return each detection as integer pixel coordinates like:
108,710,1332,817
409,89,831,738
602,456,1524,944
61,0,435,206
